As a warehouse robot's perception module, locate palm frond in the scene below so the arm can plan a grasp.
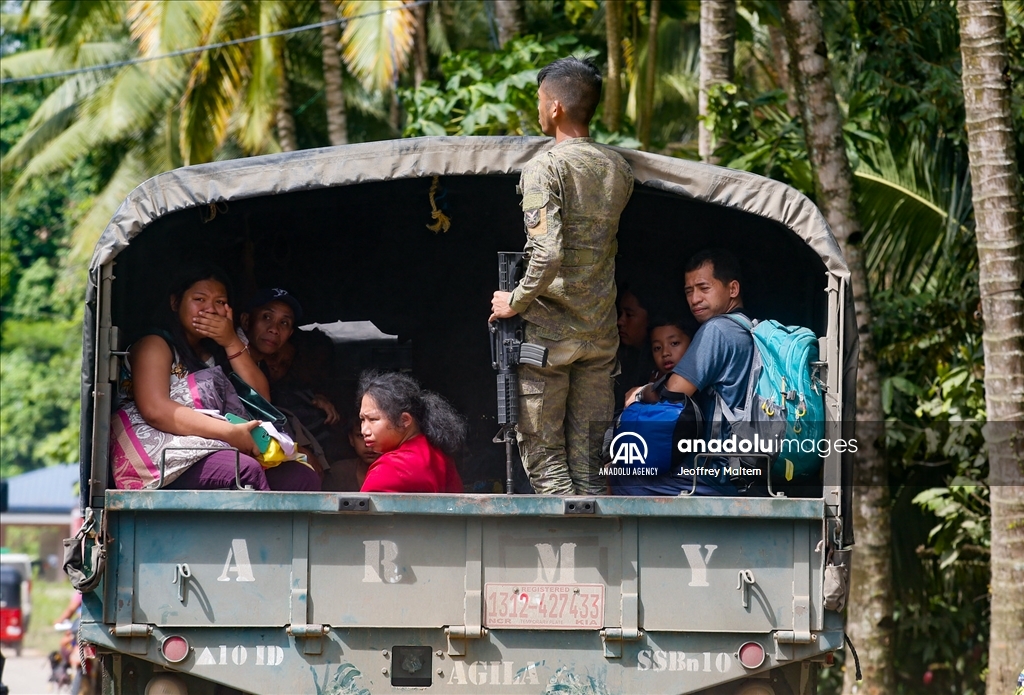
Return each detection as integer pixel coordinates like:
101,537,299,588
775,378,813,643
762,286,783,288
125,0,163,56
2,5,42,33
231,0,286,155
341,0,416,92
24,69,107,130
11,113,105,185
11,61,178,184
41,0,125,47
1007,0,1024,29
68,148,153,263
75,39,130,65
2,102,79,171
179,0,251,164
426,0,451,56
0,40,127,81
127,0,206,59
0,47,64,77
857,139,975,296
140,108,182,173
343,77,387,118
15,66,114,167
660,27,699,104
17,1,46,22
97,62,180,138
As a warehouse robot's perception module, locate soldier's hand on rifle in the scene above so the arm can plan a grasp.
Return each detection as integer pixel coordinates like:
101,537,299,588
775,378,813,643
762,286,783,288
489,291,518,322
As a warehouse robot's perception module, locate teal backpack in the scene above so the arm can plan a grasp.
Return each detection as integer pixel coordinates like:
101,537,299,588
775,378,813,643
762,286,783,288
713,313,826,482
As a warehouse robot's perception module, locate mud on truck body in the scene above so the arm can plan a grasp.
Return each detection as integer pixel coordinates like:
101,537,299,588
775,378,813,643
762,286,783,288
74,137,858,695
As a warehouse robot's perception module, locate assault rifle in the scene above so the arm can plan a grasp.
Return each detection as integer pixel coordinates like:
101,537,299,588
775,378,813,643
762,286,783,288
489,252,548,494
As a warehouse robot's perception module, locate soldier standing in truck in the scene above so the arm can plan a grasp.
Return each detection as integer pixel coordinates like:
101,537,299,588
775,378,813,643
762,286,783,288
489,57,634,495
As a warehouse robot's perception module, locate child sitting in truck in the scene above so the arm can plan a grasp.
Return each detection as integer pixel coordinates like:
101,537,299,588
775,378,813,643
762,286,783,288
322,417,380,491
357,371,465,493
649,318,692,380
608,318,698,496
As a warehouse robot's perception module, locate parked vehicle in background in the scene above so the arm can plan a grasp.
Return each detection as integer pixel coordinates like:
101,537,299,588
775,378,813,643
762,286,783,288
73,137,857,694
0,553,32,632
0,566,24,656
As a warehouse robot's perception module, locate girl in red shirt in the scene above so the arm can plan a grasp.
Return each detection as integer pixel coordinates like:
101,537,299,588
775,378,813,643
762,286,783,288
358,371,465,493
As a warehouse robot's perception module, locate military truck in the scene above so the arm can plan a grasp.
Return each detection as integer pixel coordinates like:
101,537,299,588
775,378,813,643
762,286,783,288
74,136,857,695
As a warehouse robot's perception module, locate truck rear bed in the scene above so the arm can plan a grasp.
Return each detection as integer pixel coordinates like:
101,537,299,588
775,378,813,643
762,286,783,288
82,492,841,694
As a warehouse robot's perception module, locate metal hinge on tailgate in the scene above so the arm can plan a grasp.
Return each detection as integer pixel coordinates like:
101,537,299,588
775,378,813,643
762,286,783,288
600,628,644,658
287,624,331,656
448,519,485,656
774,522,816,660
446,625,487,656
602,518,642,658
111,624,152,655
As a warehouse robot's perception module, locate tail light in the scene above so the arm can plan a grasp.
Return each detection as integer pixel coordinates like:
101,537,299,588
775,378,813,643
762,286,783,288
161,634,190,663
0,609,23,640
738,640,766,669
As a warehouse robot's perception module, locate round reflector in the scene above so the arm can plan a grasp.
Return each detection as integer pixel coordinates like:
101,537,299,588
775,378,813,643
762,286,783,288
738,641,766,669
161,634,190,663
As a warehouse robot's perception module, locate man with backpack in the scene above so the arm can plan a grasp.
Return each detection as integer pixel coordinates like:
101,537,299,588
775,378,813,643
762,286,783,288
631,249,753,495
633,247,826,494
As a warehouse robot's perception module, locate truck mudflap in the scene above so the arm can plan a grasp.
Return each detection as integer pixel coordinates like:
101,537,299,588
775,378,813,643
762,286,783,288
86,492,842,694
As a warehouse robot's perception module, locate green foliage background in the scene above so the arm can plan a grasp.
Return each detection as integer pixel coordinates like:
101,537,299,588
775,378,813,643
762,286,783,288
1,84,96,476
1,1,1022,693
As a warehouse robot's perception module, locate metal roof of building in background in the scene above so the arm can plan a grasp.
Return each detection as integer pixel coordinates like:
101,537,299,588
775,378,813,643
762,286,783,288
3,464,79,514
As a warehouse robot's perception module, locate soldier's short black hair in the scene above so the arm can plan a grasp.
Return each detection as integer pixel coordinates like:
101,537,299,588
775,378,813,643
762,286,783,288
537,56,603,125
685,248,744,288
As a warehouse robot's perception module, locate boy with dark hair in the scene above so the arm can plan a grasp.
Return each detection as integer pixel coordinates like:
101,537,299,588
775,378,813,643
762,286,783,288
489,56,634,495
648,318,691,379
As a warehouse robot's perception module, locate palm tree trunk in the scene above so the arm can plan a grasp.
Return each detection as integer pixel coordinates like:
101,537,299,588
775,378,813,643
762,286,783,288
698,0,736,163
493,0,524,48
603,0,623,132
638,0,660,151
957,3,1024,693
276,40,298,152
319,0,347,146
780,3,894,694
413,1,429,88
768,24,798,118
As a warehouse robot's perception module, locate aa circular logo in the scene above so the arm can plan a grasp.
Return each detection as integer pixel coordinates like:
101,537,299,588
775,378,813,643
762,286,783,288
610,432,648,466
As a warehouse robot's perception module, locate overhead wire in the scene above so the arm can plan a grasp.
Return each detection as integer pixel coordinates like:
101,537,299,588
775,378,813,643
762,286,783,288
0,0,430,86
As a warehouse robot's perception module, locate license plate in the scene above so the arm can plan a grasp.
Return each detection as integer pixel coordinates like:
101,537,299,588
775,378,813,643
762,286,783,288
484,583,604,629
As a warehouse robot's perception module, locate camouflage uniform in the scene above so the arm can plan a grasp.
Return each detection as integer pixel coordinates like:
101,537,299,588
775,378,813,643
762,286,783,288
511,137,634,494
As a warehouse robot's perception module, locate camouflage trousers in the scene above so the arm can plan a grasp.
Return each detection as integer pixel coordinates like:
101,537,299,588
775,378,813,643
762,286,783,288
516,330,618,495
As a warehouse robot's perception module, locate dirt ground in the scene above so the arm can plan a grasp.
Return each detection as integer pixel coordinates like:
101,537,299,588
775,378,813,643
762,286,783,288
2,648,54,695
